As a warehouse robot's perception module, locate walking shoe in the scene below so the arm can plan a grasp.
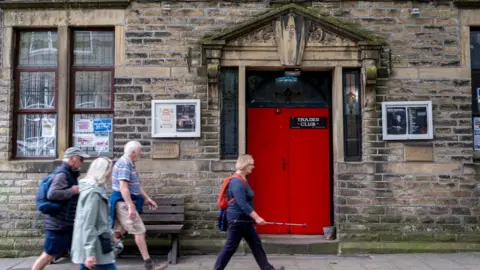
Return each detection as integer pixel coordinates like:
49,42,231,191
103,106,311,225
114,239,124,255
145,260,168,270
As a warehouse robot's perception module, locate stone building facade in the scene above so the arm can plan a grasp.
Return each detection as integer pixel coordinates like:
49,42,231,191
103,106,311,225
0,0,480,257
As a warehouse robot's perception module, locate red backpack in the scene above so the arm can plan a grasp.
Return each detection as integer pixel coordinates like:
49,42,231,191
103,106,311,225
217,173,247,210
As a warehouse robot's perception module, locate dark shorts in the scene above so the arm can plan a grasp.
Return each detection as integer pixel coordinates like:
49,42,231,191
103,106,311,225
43,230,72,257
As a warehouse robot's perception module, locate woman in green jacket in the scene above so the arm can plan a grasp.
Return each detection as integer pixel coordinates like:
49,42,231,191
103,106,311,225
71,157,117,270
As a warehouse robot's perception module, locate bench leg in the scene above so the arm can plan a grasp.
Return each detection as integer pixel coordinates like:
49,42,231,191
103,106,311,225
169,235,179,264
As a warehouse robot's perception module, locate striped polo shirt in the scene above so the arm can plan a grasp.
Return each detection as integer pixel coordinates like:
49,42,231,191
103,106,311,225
112,155,141,196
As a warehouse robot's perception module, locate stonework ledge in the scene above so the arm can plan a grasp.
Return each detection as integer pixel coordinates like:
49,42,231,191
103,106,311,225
0,0,131,9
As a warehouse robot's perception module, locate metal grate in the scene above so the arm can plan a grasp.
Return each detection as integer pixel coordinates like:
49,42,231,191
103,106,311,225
74,71,112,109
343,69,362,160
18,31,58,67
73,31,114,66
16,114,57,157
220,67,239,159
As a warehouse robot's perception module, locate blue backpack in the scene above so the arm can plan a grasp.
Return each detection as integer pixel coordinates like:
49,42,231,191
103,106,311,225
35,167,71,215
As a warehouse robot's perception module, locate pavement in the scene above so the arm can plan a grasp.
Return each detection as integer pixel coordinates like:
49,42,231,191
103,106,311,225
1,253,480,270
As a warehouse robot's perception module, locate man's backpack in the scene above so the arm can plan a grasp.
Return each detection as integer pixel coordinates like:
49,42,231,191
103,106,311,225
217,174,246,231
35,167,70,215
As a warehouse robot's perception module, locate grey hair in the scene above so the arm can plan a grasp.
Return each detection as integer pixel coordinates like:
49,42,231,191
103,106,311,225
83,157,113,185
124,140,142,156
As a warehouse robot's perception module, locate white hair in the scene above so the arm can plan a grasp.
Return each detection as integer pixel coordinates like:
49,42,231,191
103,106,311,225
124,140,142,156
83,157,113,185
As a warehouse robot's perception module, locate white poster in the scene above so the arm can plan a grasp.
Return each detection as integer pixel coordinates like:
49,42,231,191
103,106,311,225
73,133,95,148
41,118,55,137
75,119,93,133
94,135,110,152
155,104,176,133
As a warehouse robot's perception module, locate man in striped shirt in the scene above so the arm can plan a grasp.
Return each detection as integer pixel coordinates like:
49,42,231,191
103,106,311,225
110,141,167,270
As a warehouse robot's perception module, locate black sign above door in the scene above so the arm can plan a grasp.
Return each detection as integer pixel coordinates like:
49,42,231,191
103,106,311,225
290,117,327,129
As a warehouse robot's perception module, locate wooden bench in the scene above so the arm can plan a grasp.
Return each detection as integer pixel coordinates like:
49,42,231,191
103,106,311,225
141,197,185,264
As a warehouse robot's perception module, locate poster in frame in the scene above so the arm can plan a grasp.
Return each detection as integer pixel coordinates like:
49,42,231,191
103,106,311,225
151,99,201,138
382,101,433,140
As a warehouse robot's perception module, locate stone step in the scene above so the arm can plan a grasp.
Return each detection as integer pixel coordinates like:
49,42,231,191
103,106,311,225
119,235,339,256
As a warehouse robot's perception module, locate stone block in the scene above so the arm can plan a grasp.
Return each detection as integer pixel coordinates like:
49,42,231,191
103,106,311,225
152,142,180,159
404,145,433,162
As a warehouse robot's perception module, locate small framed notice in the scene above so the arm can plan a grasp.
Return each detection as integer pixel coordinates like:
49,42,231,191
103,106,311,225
382,101,433,140
151,99,201,138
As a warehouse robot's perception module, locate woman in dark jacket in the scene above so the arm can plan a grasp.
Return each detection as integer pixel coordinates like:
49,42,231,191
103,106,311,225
214,154,284,270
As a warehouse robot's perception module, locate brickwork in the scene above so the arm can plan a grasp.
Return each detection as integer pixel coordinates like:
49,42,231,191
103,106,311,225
0,0,478,257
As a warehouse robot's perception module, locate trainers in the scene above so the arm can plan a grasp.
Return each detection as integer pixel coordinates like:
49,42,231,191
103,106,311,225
114,239,124,255
145,261,168,270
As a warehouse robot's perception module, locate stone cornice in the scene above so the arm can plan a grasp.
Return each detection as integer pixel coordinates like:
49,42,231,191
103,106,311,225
0,0,130,9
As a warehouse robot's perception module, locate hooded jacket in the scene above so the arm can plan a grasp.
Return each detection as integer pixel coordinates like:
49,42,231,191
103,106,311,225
71,178,115,265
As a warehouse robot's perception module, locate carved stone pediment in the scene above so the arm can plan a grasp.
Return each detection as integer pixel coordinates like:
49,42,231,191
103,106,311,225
308,24,357,47
201,3,387,110
227,23,276,46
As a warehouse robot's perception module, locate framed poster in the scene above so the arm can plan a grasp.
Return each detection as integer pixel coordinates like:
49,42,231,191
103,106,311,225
151,99,201,138
382,101,433,140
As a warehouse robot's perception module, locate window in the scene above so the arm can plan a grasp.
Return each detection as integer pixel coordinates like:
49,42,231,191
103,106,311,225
343,69,362,160
12,29,114,159
220,67,239,159
71,29,114,157
14,30,58,158
471,29,480,154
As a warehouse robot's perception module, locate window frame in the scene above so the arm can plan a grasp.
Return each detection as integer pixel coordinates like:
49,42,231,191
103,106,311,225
342,68,362,161
69,27,115,157
12,28,59,159
220,67,239,159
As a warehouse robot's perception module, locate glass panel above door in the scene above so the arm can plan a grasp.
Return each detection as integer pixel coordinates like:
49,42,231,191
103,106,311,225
246,70,331,108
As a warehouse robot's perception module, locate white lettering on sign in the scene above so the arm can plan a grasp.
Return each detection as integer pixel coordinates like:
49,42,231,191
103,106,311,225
297,117,320,122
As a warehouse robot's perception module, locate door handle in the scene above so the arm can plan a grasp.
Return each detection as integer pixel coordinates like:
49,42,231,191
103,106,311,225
282,157,285,170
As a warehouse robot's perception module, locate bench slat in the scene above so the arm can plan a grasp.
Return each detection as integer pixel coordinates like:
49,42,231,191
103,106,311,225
149,198,185,205
141,214,184,222
145,224,184,234
142,206,184,214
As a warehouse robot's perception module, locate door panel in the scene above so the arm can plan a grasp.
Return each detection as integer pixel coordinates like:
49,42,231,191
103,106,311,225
247,108,289,234
287,108,330,234
247,107,331,235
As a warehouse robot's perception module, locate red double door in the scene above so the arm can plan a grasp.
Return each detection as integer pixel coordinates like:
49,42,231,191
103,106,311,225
247,108,331,235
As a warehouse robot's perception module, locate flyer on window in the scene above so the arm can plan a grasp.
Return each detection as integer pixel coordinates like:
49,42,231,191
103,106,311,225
73,133,95,148
41,118,56,137
94,135,109,152
75,119,93,133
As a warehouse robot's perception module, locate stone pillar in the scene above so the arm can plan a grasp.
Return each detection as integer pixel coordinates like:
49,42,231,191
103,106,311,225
360,46,380,162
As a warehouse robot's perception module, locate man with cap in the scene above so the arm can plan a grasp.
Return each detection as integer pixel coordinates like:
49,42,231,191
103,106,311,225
32,147,89,270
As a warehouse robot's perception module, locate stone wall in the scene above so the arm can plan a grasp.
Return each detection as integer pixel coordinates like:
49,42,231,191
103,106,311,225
0,0,479,257
322,1,479,242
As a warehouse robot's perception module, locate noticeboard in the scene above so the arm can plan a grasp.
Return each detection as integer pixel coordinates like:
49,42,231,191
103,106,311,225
382,101,433,140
